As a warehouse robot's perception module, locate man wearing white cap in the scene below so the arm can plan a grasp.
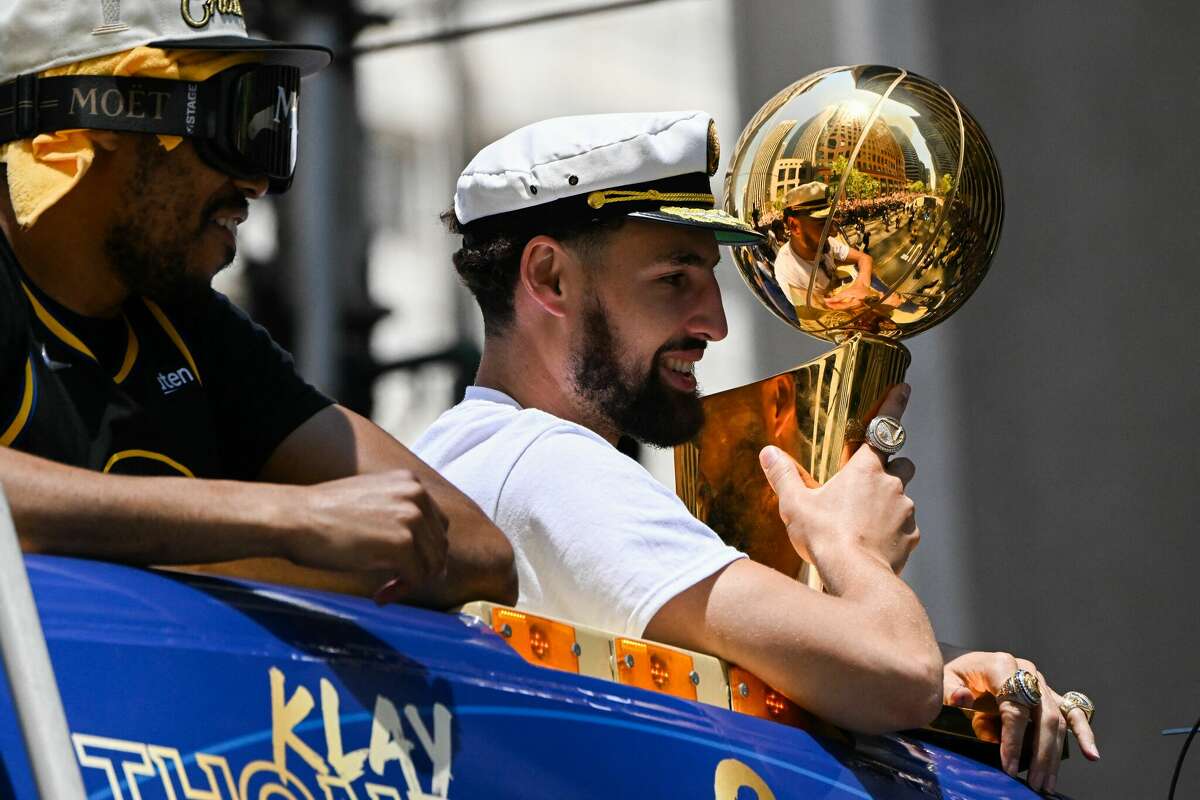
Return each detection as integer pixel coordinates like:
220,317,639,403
772,181,875,312
417,112,1099,789
0,0,516,608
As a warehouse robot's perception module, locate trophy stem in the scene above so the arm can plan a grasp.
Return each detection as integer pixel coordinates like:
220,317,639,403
676,333,910,589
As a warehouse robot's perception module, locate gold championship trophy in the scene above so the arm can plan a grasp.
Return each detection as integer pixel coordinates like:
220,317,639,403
676,65,1003,587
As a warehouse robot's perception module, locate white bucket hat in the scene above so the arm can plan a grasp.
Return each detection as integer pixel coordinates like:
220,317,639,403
0,0,331,84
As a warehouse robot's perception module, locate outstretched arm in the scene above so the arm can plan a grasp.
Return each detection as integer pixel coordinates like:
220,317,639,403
2,444,448,588
4,404,516,608
825,245,876,308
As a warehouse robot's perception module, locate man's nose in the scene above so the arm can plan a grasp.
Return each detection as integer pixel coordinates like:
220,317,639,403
690,273,728,342
233,174,270,200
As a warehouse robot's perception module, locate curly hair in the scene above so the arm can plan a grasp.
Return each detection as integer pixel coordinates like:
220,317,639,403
442,205,624,336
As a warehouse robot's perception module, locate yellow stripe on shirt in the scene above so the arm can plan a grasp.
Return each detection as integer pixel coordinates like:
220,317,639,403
143,299,202,386
20,282,98,362
112,315,139,384
103,449,195,478
0,357,34,447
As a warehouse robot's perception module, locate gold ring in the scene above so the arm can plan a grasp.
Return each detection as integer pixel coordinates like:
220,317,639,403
997,668,1042,708
1059,690,1095,723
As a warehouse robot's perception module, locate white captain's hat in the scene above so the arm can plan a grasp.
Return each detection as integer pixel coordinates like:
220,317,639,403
454,110,763,245
783,181,832,218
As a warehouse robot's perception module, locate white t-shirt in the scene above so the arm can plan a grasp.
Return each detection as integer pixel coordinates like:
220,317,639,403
772,236,850,306
414,387,746,636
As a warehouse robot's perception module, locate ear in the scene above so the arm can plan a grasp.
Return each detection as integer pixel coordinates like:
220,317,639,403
518,235,573,319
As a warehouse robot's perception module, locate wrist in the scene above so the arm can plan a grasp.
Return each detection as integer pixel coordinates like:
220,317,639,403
805,539,893,588
257,483,308,562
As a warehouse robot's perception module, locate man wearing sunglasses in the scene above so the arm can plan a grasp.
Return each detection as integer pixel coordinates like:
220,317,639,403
0,0,516,608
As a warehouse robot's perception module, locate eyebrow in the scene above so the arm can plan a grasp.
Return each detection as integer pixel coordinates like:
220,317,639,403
663,250,717,268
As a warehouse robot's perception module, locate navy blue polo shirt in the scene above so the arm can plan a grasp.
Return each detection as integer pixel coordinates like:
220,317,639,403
0,236,331,479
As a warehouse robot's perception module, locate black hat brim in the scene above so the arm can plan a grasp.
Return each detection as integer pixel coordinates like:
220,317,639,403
628,208,765,246
151,35,332,76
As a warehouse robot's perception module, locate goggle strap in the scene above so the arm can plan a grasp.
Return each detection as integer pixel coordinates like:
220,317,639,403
0,75,217,143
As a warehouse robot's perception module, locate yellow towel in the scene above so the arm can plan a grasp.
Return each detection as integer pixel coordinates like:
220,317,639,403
0,47,258,228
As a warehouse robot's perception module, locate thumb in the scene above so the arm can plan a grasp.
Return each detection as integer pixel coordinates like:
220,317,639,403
759,446,816,497
942,671,976,708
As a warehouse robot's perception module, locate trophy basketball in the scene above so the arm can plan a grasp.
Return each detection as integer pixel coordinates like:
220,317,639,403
676,65,1004,586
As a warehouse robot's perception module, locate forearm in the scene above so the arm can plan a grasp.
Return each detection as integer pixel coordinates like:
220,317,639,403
1,446,289,563
187,512,518,609
853,254,875,287
395,468,518,607
263,405,517,607
807,541,943,695
665,555,941,734
759,556,940,732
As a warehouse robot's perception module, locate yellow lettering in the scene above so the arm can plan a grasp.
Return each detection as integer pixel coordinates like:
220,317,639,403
195,753,241,800
364,786,404,800
270,667,330,777
404,704,452,798
72,735,158,800
69,87,97,115
99,88,125,117
182,0,242,26
714,758,776,800
321,678,368,781
316,776,359,800
367,696,422,796
238,759,318,800
181,0,212,28
148,745,238,800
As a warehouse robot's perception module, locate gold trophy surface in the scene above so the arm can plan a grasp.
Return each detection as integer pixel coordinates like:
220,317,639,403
676,65,1004,586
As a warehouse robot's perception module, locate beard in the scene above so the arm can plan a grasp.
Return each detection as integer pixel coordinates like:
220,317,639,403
103,137,240,308
103,220,210,308
569,296,706,448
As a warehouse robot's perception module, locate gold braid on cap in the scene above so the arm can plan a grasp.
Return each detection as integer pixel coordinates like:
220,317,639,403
706,118,720,176
586,189,714,209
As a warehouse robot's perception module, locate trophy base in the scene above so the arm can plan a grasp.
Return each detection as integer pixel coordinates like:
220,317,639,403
675,333,910,587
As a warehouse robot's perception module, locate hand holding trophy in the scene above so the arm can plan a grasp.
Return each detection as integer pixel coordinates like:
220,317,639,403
675,65,1003,588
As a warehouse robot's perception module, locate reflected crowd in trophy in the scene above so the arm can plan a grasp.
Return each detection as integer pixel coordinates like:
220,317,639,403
727,66,1001,342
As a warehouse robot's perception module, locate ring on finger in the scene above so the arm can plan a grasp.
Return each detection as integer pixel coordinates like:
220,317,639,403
1059,690,1095,723
997,668,1042,708
865,415,906,455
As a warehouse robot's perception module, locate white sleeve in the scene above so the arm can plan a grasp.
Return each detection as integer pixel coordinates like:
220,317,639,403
828,236,851,261
498,427,746,637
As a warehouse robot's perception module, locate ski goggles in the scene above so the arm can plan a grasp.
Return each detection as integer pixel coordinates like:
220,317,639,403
0,63,302,193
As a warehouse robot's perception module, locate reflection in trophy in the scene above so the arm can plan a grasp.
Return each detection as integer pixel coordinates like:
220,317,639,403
676,65,1003,587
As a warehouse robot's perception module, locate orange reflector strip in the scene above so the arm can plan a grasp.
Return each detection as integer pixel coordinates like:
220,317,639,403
728,666,811,728
613,638,698,701
492,608,580,673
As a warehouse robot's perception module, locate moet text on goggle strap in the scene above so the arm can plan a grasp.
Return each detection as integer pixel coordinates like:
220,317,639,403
68,86,176,123
64,81,290,138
